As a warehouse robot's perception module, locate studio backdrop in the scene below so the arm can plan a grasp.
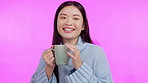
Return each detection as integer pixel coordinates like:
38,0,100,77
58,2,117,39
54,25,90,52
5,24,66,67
0,0,148,83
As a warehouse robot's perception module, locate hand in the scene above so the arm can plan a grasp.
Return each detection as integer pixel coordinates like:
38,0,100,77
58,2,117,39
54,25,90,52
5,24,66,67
42,46,55,69
65,43,82,69
42,46,56,79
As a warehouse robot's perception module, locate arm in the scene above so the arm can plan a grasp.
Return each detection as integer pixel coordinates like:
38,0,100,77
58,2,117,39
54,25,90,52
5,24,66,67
65,62,113,83
31,58,56,83
65,46,113,83
31,46,56,83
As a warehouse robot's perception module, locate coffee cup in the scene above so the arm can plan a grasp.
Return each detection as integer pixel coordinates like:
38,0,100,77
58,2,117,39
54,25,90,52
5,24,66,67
51,45,69,65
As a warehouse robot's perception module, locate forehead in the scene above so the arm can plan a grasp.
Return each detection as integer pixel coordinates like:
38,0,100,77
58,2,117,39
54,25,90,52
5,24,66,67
59,6,82,16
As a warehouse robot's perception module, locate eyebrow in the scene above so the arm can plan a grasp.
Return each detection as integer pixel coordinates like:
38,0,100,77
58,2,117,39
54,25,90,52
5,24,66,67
73,14,80,16
60,13,80,16
60,13,67,16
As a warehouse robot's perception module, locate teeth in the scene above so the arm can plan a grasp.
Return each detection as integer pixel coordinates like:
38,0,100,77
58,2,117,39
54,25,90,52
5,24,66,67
64,28,74,31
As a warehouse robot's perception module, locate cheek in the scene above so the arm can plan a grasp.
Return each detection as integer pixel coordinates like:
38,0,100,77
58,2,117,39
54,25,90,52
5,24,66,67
57,21,62,30
57,20,61,32
75,22,83,30
57,19,60,27
57,20,65,28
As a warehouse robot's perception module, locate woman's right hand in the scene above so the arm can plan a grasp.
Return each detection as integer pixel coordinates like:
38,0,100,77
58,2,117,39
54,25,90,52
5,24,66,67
42,46,55,78
42,46,55,69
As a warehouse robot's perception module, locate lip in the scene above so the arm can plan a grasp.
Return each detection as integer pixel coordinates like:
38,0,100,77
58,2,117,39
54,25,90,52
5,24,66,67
63,27,75,29
63,27,75,33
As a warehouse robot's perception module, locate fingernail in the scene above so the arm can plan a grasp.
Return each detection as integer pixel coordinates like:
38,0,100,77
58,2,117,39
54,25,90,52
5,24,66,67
65,43,67,46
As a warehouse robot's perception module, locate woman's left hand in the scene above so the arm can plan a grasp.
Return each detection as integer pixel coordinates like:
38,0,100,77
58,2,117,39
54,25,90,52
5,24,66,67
65,43,82,69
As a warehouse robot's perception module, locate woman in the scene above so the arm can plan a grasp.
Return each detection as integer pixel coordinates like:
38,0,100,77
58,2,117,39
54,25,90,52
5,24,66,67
31,1,113,83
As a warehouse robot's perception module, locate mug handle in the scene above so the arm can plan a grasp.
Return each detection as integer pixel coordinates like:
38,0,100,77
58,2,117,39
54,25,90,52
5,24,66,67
50,48,54,51
49,48,56,64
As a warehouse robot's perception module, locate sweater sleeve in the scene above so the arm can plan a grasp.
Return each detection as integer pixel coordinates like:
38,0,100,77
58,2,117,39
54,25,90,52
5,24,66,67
65,46,113,83
65,62,113,83
31,57,57,83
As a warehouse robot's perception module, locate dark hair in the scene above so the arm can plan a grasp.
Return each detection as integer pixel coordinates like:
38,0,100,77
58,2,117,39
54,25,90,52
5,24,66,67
52,1,93,45
52,1,93,83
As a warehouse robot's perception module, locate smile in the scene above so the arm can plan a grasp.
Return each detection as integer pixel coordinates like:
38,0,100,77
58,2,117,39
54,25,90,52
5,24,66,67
63,27,75,33
63,28,74,31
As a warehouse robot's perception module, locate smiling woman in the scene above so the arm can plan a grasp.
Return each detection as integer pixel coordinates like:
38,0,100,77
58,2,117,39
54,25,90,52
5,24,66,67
57,6,84,45
31,1,113,83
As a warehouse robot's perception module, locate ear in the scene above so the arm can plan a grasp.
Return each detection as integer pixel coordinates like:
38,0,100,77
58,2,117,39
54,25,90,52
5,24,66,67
81,24,85,30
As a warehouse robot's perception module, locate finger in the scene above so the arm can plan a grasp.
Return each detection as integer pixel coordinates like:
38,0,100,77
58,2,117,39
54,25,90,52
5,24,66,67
43,52,53,61
47,51,54,57
45,55,54,62
46,54,55,62
68,45,79,53
46,57,55,64
67,52,75,59
50,56,56,64
51,45,54,49
43,49,51,55
43,45,54,54
67,44,75,49
50,57,55,62
67,45,80,57
43,53,48,60
43,55,50,62
65,44,75,53
67,43,78,51
43,50,51,57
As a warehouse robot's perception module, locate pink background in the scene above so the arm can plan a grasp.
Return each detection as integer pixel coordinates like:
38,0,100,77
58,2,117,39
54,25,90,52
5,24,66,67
0,0,148,83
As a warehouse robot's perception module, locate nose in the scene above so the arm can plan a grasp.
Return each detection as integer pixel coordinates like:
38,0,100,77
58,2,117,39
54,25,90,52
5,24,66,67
65,18,72,26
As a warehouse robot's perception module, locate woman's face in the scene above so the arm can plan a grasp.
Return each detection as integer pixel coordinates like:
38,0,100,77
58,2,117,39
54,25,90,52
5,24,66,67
57,6,84,40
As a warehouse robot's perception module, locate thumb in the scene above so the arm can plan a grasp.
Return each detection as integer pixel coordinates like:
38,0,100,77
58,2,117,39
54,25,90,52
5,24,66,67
51,45,54,49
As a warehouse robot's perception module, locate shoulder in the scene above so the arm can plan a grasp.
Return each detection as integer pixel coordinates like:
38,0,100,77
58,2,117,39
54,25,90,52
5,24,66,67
85,43,109,66
84,43,107,60
85,43,104,53
81,43,109,73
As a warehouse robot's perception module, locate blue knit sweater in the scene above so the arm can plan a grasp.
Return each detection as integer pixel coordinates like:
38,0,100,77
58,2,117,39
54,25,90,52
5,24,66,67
31,37,113,83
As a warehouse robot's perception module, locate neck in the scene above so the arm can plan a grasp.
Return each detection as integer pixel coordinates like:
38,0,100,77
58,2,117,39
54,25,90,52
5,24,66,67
62,37,78,45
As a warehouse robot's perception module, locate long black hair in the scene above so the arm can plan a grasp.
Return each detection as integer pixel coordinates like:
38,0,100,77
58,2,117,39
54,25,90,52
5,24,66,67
52,1,93,83
52,1,93,45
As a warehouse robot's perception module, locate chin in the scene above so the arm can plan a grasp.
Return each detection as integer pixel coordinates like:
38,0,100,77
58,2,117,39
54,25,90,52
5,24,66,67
62,36,78,40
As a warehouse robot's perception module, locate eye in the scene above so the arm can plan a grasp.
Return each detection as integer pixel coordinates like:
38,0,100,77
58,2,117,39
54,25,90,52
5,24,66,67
60,17,66,19
73,18,79,20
